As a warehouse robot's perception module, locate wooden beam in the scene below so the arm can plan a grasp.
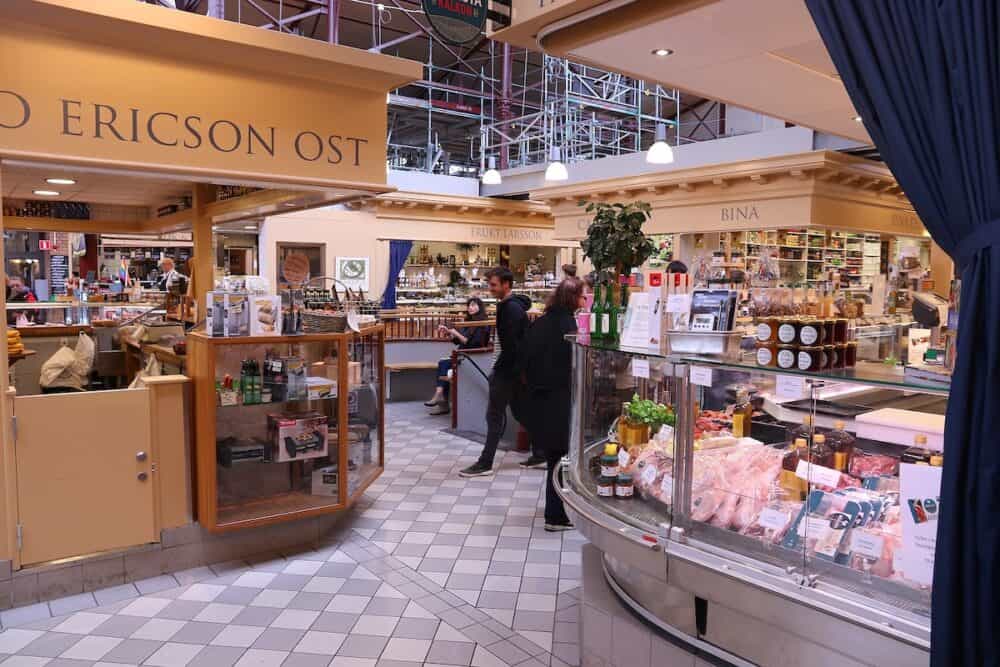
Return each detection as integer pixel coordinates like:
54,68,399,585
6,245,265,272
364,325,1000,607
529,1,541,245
749,174,768,185
3,216,148,234
191,183,216,320
789,169,808,180
711,178,728,189
677,182,695,192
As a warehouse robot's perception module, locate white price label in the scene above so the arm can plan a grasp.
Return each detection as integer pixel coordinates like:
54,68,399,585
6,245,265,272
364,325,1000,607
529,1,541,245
618,448,631,468
640,464,657,485
776,374,807,399
631,358,650,379
757,508,791,531
690,366,713,387
795,459,843,489
797,516,831,537
660,475,674,498
850,531,885,559
666,293,692,313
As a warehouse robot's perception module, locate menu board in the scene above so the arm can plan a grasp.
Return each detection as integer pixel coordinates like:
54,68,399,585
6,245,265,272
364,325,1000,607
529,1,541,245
50,255,69,295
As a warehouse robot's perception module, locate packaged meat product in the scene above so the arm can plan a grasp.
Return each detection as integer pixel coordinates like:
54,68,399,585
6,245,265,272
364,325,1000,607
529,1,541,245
849,452,899,478
782,491,860,559
741,500,803,544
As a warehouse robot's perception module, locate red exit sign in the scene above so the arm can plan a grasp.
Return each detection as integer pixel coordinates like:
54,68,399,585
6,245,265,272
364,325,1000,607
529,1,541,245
38,240,54,250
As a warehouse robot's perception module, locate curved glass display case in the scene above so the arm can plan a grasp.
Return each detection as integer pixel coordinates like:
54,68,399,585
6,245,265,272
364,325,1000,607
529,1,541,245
560,338,943,666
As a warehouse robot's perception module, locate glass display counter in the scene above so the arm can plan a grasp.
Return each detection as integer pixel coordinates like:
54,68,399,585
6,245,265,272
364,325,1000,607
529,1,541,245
559,338,942,666
188,327,385,532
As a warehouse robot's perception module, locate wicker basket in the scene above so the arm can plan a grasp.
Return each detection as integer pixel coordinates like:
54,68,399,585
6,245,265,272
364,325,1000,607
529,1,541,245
301,310,347,333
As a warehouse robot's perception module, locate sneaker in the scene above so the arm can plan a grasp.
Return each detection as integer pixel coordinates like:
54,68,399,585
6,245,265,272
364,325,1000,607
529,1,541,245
428,403,450,415
544,521,574,533
519,455,547,469
459,462,494,478
424,396,444,407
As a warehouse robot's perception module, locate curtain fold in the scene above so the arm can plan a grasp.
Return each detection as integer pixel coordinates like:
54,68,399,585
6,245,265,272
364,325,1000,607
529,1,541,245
380,240,413,310
805,2,1000,663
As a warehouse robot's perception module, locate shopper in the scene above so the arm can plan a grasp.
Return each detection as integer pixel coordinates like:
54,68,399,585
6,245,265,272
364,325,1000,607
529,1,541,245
426,297,490,415
459,267,533,477
519,277,584,531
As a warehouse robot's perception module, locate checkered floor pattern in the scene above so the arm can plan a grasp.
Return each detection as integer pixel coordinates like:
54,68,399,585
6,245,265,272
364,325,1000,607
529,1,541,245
0,402,584,666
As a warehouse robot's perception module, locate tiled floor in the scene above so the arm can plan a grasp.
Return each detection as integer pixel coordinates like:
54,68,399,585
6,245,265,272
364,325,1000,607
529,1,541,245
0,402,584,666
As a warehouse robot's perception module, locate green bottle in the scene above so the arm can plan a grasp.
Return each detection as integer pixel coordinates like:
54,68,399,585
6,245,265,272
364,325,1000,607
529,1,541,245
603,280,616,341
591,283,604,340
616,282,629,341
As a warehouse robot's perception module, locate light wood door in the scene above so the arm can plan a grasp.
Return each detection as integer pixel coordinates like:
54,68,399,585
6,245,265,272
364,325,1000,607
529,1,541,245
14,390,155,565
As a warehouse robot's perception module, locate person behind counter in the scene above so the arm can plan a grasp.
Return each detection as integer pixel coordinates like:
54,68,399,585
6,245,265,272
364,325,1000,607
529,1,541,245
518,277,585,532
425,297,490,415
156,257,188,294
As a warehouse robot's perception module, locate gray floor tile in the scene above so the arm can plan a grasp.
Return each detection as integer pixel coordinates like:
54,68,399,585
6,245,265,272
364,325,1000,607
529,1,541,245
364,597,407,617
215,586,260,605
317,563,357,578
476,591,517,610
232,606,282,627
134,575,179,595
175,566,215,586
391,617,439,640
459,623,503,647
290,592,335,611
188,644,247,667
93,583,140,607
0,602,52,628
487,562,524,577
48,593,97,617
520,578,558,595
552,641,580,666
282,652,334,667
90,613,149,638
513,610,554,632
426,640,476,666
436,608,475,630
102,637,164,663
19,632,82,658
337,633,388,658
337,580,381,596
37,659,94,667
445,573,485,590
171,620,226,644
253,627,306,651
311,612,359,633
157,599,210,621
489,639,533,665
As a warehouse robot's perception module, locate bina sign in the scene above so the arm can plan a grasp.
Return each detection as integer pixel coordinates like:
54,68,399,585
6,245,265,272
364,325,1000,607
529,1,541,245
422,0,486,45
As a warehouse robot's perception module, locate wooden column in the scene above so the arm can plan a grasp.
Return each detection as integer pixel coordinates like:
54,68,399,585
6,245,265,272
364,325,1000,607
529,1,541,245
191,184,217,319
0,168,16,566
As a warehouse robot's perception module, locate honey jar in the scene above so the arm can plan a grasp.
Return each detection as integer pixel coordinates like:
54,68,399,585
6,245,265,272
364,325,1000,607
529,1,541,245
777,317,799,345
776,344,798,369
797,346,824,372
798,318,824,346
756,341,777,367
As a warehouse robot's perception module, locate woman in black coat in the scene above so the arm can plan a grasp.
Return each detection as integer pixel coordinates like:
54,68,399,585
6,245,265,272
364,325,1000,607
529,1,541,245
426,297,490,414
519,277,585,532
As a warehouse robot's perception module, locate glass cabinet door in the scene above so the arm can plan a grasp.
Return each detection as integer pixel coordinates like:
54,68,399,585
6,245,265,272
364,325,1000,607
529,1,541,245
345,329,384,500
569,341,680,531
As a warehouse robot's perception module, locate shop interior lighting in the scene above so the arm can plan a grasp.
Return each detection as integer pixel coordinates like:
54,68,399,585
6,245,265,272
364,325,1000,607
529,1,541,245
544,146,569,182
46,178,76,185
32,189,60,196
652,48,674,57
244,225,257,230
854,115,863,123
481,157,502,185
646,123,675,165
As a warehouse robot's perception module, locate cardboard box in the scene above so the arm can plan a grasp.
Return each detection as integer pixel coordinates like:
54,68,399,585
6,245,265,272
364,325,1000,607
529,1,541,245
306,376,336,400
266,412,328,462
251,295,282,336
205,291,251,337
311,465,339,496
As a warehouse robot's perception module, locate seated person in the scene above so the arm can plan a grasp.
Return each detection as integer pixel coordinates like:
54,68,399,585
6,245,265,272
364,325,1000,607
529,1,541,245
426,297,489,415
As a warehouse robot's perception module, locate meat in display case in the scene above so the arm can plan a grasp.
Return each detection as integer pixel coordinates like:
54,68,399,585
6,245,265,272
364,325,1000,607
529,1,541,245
560,338,944,666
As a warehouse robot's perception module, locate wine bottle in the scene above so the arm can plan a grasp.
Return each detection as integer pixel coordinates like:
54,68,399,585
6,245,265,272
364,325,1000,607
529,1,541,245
591,283,604,340
616,282,629,342
603,281,615,341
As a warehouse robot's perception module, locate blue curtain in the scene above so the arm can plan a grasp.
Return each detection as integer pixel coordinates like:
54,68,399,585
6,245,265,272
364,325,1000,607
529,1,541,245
805,2,1000,663
380,240,413,309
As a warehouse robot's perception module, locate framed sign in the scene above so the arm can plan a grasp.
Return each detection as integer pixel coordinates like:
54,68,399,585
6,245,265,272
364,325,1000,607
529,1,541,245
336,256,370,293
422,0,486,45
277,243,323,287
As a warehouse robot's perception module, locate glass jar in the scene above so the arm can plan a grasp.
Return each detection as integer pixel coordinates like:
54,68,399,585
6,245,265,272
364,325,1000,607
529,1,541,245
797,346,824,372
798,318,824,346
756,317,778,343
777,317,799,345
845,341,858,368
615,473,634,498
756,341,777,367
833,343,847,369
597,476,615,497
824,344,837,370
823,319,836,345
776,344,797,369
834,318,849,344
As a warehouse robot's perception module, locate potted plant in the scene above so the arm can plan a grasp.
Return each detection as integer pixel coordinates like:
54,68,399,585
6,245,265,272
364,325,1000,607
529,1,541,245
618,394,676,446
579,201,656,287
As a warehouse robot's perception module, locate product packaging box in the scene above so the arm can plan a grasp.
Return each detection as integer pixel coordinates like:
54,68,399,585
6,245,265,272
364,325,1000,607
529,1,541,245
306,376,336,400
266,412,328,463
207,292,226,337
311,465,339,496
251,295,282,336
206,292,251,336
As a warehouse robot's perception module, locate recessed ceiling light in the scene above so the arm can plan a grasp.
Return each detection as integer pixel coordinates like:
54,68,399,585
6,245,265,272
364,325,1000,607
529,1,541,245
652,48,674,57
244,225,257,230
853,115,863,123
33,189,60,197
46,178,76,185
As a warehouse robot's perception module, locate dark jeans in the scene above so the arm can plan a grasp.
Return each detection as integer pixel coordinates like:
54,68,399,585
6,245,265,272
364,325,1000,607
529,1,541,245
436,358,452,398
545,450,570,525
478,372,544,468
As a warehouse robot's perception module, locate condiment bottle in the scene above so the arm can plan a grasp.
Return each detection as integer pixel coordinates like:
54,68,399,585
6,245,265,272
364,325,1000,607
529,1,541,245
786,415,816,448
810,434,834,468
597,476,615,497
780,444,803,500
615,473,634,498
731,389,753,438
826,420,856,472
600,443,620,477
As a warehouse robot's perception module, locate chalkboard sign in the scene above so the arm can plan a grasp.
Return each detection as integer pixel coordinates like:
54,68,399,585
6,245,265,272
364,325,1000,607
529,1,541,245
50,255,69,295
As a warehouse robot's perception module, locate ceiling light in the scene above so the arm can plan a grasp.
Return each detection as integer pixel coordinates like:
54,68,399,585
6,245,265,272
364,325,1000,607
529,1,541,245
544,146,568,182
46,178,76,185
853,115,863,123
33,189,59,197
481,157,502,186
646,123,675,165
652,48,674,57
244,225,257,230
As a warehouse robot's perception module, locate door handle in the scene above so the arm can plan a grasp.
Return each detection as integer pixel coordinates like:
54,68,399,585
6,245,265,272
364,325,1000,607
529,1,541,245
137,472,148,482
136,451,147,461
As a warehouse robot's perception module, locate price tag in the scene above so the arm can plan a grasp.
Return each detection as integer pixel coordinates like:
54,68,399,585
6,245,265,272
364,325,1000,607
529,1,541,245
795,459,843,489
776,374,807,399
690,366,713,387
666,293,692,313
757,508,791,531
850,531,885,559
640,464,657,485
631,358,650,379
797,515,831,537
660,475,673,498
618,448,630,467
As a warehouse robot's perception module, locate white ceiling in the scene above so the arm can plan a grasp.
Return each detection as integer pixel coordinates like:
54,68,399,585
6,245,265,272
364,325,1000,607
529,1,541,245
1,162,191,208
560,0,869,143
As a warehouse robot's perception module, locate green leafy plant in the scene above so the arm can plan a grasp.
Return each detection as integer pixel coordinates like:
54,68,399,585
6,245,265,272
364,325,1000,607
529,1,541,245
623,394,676,433
579,201,656,281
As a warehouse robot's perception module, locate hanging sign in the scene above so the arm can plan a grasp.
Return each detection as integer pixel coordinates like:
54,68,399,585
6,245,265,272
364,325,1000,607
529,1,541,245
422,0,486,45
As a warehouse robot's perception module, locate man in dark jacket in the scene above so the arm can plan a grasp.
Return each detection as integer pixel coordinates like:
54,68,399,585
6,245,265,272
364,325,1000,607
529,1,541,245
460,267,535,477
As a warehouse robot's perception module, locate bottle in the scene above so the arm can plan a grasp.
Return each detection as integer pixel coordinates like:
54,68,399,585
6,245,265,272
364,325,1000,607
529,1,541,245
602,281,615,341
826,420,856,472
810,434,834,468
731,389,753,438
616,282,629,341
786,414,816,449
591,283,604,341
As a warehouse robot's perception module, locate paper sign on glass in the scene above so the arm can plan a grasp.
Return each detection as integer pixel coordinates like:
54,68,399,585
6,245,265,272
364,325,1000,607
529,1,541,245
631,358,650,379
690,366,713,387
776,374,808,399
795,459,842,489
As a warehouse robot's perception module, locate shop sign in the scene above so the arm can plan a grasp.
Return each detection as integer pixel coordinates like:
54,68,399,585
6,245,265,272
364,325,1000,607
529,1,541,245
38,239,54,250
469,226,543,242
423,0,486,45
720,204,760,223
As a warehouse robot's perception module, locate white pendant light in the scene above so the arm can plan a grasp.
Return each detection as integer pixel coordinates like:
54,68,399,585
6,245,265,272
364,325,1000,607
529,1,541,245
544,146,569,182
481,156,502,185
646,123,675,164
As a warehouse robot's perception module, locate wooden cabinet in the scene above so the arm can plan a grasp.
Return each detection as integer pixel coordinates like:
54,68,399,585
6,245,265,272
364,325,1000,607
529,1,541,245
188,328,385,532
